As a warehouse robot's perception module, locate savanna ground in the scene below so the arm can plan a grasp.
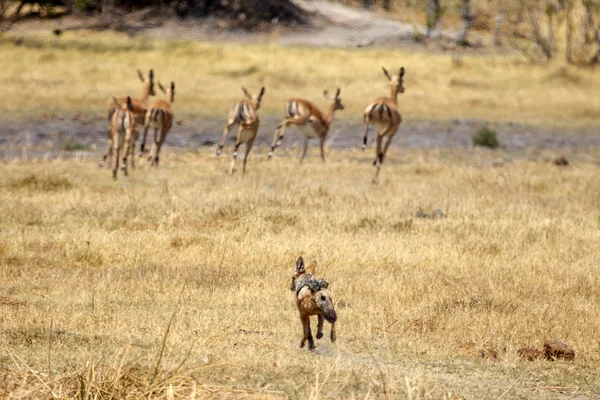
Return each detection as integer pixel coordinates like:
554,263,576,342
1,14,600,399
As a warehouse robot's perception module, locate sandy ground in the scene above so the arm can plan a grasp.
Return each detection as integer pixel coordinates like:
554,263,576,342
2,114,599,161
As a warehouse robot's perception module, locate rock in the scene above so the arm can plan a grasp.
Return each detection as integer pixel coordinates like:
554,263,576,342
553,156,569,167
517,347,543,361
543,340,575,361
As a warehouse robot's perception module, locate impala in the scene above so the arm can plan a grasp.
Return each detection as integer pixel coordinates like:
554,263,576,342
216,86,265,175
268,89,344,163
108,96,136,180
142,81,175,167
363,67,405,182
101,69,155,167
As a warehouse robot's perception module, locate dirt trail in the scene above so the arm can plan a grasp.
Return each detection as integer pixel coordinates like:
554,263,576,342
2,116,599,161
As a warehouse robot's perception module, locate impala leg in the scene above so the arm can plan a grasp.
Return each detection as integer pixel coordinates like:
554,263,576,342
148,127,159,164
319,136,326,163
112,134,121,180
100,135,113,168
380,134,394,164
300,137,309,164
153,130,167,167
218,119,235,156
316,314,324,339
121,127,133,177
140,121,150,156
230,131,242,175
373,134,383,167
362,120,369,151
242,137,254,177
269,122,285,158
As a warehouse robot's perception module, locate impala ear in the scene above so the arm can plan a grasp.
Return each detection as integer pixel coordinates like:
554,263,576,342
335,88,340,99
137,69,144,82
157,82,166,94
399,67,405,79
306,261,317,275
382,66,392,81
112,96,122,108
242,87,252,100
295,256,305,275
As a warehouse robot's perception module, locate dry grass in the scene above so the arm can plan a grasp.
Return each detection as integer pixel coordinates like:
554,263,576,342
2,31,600,126
1,147,600,398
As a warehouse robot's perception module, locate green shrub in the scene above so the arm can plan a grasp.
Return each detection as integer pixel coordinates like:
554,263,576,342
472,127,500,149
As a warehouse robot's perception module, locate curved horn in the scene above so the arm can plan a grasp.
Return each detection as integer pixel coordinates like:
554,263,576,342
137,69,144,82
157,82,166,94
241,87,252,100
335,88,340,98
382,66,392,81
148,69,154,81
399,67,405,78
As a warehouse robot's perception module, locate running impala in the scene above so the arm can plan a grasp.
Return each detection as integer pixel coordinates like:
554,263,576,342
108,96,136,179
216,86,265,175
268,89,344,163
363,67,405,182
143,81,175,167
101,69,155,167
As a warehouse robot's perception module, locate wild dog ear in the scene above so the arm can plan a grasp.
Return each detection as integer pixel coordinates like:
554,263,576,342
382,66,392,81
399,67,405,79
137,69,144,82
306,261,317,275
295,256,305,274
157,82,166,94
242,87,252,100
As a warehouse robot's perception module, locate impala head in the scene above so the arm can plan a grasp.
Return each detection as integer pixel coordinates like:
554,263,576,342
242,86,266,110
138,68,156,96
158,81,176,103
112,96,133,111
323,88,344,111
382,66,405,95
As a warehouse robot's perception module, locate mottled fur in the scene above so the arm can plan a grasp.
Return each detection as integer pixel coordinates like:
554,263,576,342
269,89,344,163
216,87,265,175
363,67,405,182
108,96,135,180
291,256,337,350
142,81,175,167
102,69,155,167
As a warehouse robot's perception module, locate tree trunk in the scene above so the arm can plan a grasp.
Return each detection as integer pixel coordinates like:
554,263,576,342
426,0,441,38
456,0,473,45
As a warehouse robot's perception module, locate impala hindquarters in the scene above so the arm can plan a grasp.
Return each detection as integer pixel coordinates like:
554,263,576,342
109,96,136,179
363,66,405,182
216,86,265,175
143,81,175,167
269,89,344,163
291,256,337,350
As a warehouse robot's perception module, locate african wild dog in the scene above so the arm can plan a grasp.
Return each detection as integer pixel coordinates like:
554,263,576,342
290,256,337,350
269,89,344,163
363,66,405,182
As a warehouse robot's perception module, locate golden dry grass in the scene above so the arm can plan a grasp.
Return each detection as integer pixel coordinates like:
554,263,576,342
1,147,600,398
2,31,600,126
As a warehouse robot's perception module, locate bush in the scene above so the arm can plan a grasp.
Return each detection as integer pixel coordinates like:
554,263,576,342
472,127,500,149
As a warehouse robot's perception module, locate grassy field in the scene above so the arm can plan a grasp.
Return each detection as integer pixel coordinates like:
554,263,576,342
1,147,599,398
1,31,600,127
